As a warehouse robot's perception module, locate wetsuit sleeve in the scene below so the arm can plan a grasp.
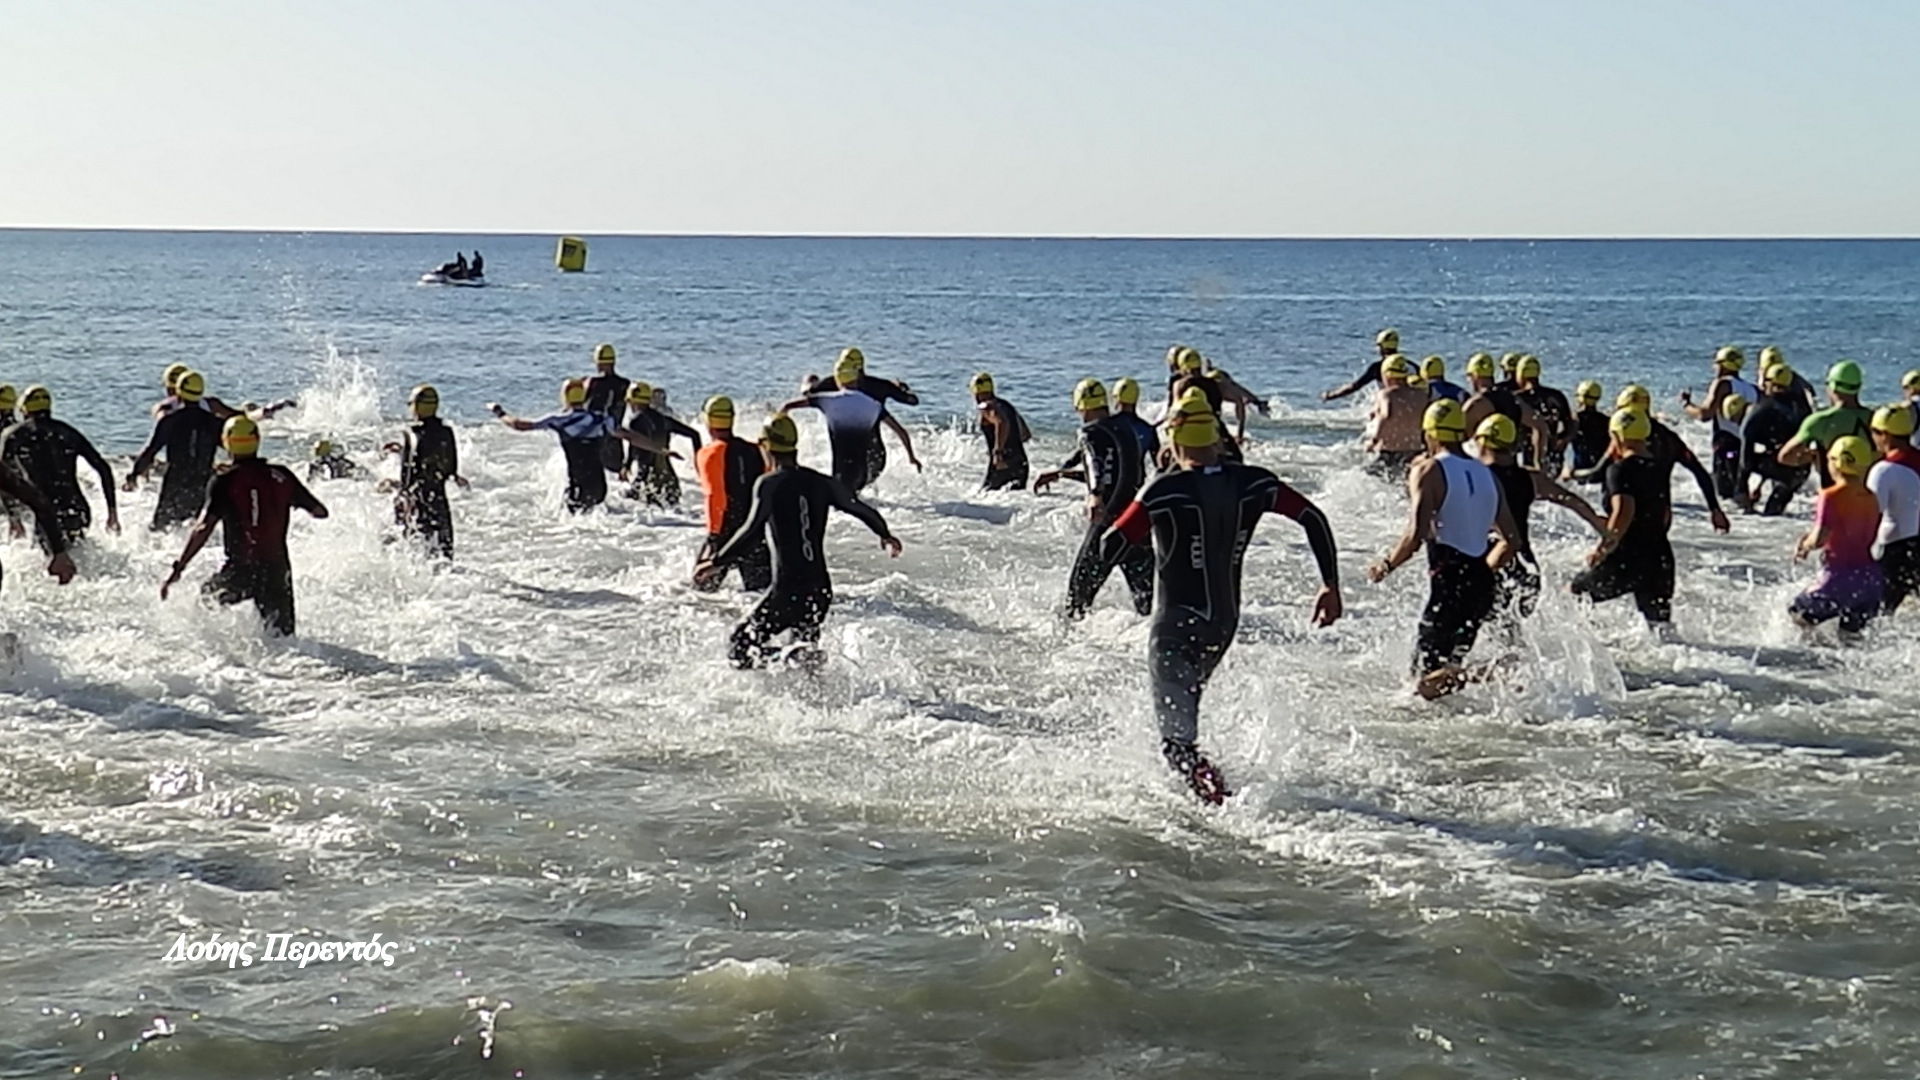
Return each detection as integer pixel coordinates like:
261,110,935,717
825,476,894,540
669,417,702,447
1269,483,1340,589
0,462,67,555
710,476,774,569
528,413,570,433
130,412,172,477
284,468,326,515
1056,446,1086,475
64,424,116,508
880,379,920,406
1324,360,1384,401
1673,438,1722,512
1094,500,1151,575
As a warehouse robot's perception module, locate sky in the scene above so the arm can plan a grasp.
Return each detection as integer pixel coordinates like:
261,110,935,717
2,0,1914,237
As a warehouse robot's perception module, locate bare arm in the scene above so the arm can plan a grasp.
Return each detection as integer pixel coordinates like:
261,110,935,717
1588,493,1637,566
880,411,921,469
1368,459,1442,580
1531,470,1607,532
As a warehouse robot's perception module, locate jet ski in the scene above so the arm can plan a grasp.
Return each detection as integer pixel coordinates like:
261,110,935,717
419,270,486,287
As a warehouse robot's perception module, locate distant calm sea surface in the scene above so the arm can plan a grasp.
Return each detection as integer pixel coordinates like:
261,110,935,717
2,232,1920,1079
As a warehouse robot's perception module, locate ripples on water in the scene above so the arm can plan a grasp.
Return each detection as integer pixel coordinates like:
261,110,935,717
2,234,1919,1078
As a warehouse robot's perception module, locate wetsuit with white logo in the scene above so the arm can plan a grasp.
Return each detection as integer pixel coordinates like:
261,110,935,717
1416,451,1500,674
1059,413,1154,618
530,409,617,512
131,404,224,529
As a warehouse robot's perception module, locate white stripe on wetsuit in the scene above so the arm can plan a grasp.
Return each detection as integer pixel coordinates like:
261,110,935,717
1432,451,1498,558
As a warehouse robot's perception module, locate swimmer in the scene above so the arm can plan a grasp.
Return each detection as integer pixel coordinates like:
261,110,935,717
149,363,294,421
1789,436,1882,636
0,462,79,590
691,395,771,592
1421,356,1467,403
1868,406,1920,612
0,385,119,548
1778,360,1874,488
308,439,361,482
583,344,633,473
1034,379,1154,618
1900,369,1920,445
1474,414,1607,634
490,379,667,513
1363,355,1428,483
390,385,468,559
1110,377,1161,464
1512,355,1573,473
1367,400,1519,700
802,347,921,486
1735,364,1812,515
1569,408,1680,628
620,381,701,506
783,351,924,492
1565,380,1610,481
694,414,902,669
1321,328,1402,401
1572,385,1731,532
126,370,224,530
1461,353,1549,464
1097,390,1342,803
1679,346,1760,500
971,372,1032,491
160,416,328,637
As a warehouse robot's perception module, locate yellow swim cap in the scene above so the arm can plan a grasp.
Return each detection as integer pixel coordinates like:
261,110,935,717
1616,384,1651,410
1475,413,1518,450
1575,380,1602,404
1112,377,1141,405
1828,434,1872,479
760,413,799,453
1376,328,1400,349
594,343,616,366
163,363,190,391
1518,355,1542,380
1176,349,1204,375
1422,399,1467,440
1714,345,1745,371
970,371,995,395
1720,395,1749,422
1465,353,1496,378
1072,378,1108,411
1610,407,1652,443
222,414,260,457
1169,390,1219,448
1759,345,1784,367
1873,404,1916,438
561,378,588,406
1421,355,1445,380
20,385,51,415
626,380,653,405
838,346,865,371
0,385,14,412
702,395,735,428
409,384,439,418
1381,354,1415,380
176,371,206,402
1499,352,1522,374
1763,364,1794,391
313,439,335,458
1903,369,1920,392
834,353,863,385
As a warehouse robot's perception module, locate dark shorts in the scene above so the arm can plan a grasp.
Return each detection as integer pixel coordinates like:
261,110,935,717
205,560,297,636
983,458,1029,492
1415,545,1496,674
565,463,609,514
831,432,880,492
1882,536,1920,612
1570,539,1675,624
1791,566,1883,632
399,486,454,559
1365,450,1420,483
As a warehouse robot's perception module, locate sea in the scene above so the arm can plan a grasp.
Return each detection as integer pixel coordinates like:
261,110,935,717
2,231,1919,1079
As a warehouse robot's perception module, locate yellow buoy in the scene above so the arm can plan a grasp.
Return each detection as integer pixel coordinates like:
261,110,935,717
555,236,587,272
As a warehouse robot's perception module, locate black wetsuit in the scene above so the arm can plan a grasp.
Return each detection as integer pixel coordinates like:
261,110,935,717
1571,454,1674,623
1516,384,1572,474
1488,462,1540,627
399,416,459,558
1059,414,1154,618
623,408,700,506
977,396,1030,491
0,463,70,592
1739,391,1812,515
708,464,895,668
1648,419,1723,519
0,415,114,548
1098,463,1338,756
308,453,359,482
202,458,325,636
531,409,617,512
806,374,918,485
585,372,631,471
1568,407,1610,482
695,435,771,591
131,403,224,530
1478,386,1525,428
1324,359,1385,400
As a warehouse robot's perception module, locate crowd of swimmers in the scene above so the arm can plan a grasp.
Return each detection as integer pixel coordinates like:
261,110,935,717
3,332,1918,805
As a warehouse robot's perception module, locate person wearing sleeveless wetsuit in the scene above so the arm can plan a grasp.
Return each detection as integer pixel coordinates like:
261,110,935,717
1096,389,1343,804
621,381,702,506
1570,407,1679,627
1680,346,1761,500
0,385,119,548
160,416,328,636
491,379,667,513
390,384,468,558
1368,399,1520,700
127,370,224,530
692,395,771,592
583,344,632,473
1035,379,1155,618
1473,414,1606,634
970,372,1031,491
696,414,902,668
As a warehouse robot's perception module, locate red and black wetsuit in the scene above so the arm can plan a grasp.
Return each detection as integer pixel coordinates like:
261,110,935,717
1098,463,1338,759
399,416,459,558
708,464,895,668
695,434,771,591
0,415,116,549
131,404,224,529
1058,413,1154,618
202,458,326,635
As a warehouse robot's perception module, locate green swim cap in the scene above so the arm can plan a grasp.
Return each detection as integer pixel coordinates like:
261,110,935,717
1827,360,1863,394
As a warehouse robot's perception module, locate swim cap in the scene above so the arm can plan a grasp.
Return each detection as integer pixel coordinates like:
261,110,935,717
1169,390,1219,448
1616,384,1651,410
1072,378,1108,411
1499,352,1522,374
1575,380,1602,404
1422,399,1467,441
1827,360,1863,394
1176,349,1204,374
970,372,996,395
222,414,260,457
0,385,14,413
834,352,863,386
1465,353,1496,378
1517,355,1542,380
313,439,335,458
1763,364,1794,391
1112,377,1141,405
839,346,865,372
1714,345,1745,371
1381,354,1414,380
1475,413,1518,450
1759,345,1784,367
1720,395,1749,422
702,395,735,428
1610,407,1652,443
409,384,439,418
626,380,653,405
1903,369,1920,392
1421,355,1446,380
1873,404,1916,438
20,385,50,415
163,363,190,391
176,371,206,403
1165,345,1195,370
1375,328,1400,350
593,343,616,365
760,413,799,453
1828,435,1872,479
561,378,588,406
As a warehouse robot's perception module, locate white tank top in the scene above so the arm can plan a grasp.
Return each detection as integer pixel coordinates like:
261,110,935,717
810,389,885,434
1715,377,1760,437
1432,451,1498,558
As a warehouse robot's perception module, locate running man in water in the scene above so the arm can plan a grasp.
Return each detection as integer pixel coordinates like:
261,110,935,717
1462,353,1549,464
1322,328,1403,401
1512,355,1573,473
1565,380,1610,482
1110,377,1161,464
1034,379,1155,618
1679,346,1760,500
802,347,922,485
583,343,632,473
1367,400,1520,700
1421,355,1467,403
0,386,119,548
1163,347,1262,458
692,395,771,592
127,370,225,530
1779,360,1874,489
1473,414,1606,633
490,378,667,513
1096,389,1343,803
784,351,924,492
1789,436,1883,636
0,463,79,591
621,381,702,506
160,416,329,636
1868,405,1920,612
390,384,468,558
694,414,902,669
971,372,1032,490
1570,408,1680,628
1574,385,1732,533
1364,354,1428,482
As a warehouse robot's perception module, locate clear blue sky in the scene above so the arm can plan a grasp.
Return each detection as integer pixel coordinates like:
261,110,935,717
2,0,1912,236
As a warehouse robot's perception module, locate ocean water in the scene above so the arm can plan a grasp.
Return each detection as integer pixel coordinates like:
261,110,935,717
2,232,1920,1079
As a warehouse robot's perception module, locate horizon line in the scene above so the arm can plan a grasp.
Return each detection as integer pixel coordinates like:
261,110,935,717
4,225,1920,242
